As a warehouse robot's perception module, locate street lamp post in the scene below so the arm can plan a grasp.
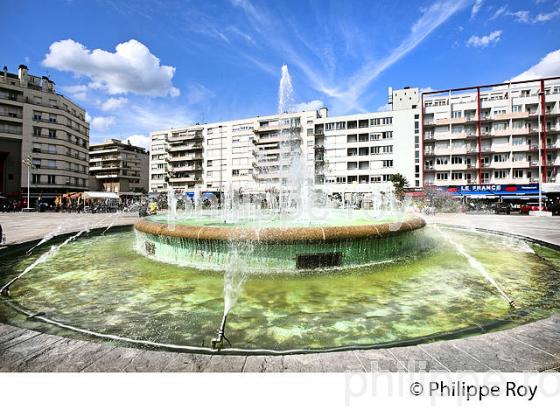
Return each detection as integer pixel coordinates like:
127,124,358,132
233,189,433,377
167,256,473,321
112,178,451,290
537,91,543,213
22,154,35,211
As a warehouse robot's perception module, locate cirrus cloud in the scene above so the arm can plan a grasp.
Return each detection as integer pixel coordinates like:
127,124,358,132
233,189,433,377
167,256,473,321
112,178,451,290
43,39,180,97
466,30,502,48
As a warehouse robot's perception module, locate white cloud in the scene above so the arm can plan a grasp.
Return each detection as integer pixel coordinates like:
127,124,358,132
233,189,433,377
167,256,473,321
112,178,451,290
466,30,502,48
376,103,391,111
101,97,128,111
43,39,180,97
124,134,150,150
294,99,324,111
471,0,483,18
511,49,560,81
420,86,435,93
62,84,88,101
185,83,214,105
510,10,530,22
90,116,115,132
534,8,560,22
495,7,560,23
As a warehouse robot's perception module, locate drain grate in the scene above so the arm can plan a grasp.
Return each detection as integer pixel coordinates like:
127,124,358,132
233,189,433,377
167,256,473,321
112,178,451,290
296,252,342,269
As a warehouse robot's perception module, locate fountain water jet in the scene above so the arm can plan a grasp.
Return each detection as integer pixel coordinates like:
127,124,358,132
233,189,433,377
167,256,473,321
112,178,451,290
434,225,517,308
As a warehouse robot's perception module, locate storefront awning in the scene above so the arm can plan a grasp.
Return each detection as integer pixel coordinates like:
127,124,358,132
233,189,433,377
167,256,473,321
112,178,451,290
83,191,119,200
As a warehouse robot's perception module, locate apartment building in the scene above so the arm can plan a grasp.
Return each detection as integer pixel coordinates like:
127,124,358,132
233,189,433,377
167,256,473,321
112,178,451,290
0,64,89,203
149,87,421,197
422,77,560,198
149,109,328,194
313,87,420,200
89,138,149,194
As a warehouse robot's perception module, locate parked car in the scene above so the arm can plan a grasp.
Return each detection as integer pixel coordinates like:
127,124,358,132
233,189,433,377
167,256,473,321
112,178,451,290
494,202,511,215
520,203,549,215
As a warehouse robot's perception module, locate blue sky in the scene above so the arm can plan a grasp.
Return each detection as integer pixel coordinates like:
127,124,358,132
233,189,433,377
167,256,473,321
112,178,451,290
2,0,560,148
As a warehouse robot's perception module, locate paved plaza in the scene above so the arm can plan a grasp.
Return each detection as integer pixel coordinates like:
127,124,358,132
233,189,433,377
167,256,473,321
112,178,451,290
0,212,559,372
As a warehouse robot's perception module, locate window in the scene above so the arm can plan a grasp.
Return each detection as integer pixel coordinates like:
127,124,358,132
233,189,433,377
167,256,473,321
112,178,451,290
370,133,381,141
451,156,463,164
347,162,357,170
347,148,357,156
47,175,56,184
494,170,508,179
359,134,369,142
493,154,508,162
382,145,393,154
513,169,524,179
33,127,42,137
48,129,56,139
382,131,393,139
48,144,57,154
32,174,41,184
436,172,448,180
452,126,463,134
382,160,393,168
232,170,240,176
347,134,357,143
451,172,463,180
512,105,522,112
370,117,392,126
436,157,449,165
452,111,461,118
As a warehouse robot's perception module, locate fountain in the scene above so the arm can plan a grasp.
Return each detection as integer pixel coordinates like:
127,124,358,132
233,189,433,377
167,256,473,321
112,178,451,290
1,65,560,355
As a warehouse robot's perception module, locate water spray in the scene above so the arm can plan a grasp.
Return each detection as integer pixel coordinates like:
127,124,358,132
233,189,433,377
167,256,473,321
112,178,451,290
435,224,517,309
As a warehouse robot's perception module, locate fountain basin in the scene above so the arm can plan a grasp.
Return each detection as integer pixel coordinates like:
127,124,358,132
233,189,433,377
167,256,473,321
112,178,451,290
133,215,426,271
1,225,560,353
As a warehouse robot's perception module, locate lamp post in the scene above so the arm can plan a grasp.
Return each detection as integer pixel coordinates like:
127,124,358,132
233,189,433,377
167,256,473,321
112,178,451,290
537,91,544,214
22,154,35,211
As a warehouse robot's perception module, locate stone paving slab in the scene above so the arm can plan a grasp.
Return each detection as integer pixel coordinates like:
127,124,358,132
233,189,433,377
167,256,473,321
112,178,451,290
418,341,493,372
0,318,559,372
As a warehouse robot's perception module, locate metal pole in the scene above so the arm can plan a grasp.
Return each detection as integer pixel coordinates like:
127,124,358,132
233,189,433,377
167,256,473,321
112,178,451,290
537,91,543,212
27,164,30,209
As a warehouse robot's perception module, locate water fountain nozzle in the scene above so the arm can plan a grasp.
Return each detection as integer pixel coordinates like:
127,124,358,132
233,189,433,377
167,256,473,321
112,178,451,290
0,285,10,297
211,313,231,350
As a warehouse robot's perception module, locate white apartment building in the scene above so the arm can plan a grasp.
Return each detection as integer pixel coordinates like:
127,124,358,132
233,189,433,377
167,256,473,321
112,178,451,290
149,87,419,197
313,88,420,200
422,77,560,194
149,109,328,194
0,64,90,203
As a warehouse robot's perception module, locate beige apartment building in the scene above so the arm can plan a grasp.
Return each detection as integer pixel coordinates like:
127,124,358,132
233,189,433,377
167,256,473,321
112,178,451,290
89,138,149,194
422,77,560,195
0,64,90,204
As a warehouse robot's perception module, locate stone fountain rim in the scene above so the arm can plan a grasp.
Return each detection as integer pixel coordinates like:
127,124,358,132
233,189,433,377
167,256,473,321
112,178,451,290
133,215,426,243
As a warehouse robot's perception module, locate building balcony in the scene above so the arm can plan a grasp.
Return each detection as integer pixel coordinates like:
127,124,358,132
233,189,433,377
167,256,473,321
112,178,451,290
0,112,23,121
167,154,203,162
172,165,203,172
435,117,467,125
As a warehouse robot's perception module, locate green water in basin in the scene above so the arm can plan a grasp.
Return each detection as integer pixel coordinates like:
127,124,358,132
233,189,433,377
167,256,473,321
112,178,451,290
0,225,559,351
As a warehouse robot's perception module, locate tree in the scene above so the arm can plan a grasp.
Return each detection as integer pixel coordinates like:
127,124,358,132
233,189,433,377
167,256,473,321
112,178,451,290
389,173,408,199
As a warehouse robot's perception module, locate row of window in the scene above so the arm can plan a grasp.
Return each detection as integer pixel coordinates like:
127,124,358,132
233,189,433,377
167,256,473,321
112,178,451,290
33,126,88,148
324,117,393,131
347,160,393,170
31,174,88,186
324,175,394,184
435,170,536,181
